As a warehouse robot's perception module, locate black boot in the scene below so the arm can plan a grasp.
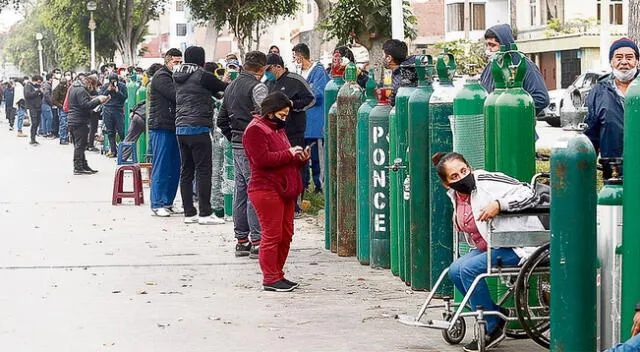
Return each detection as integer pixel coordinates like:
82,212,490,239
83,159,98,174
74,161,92,175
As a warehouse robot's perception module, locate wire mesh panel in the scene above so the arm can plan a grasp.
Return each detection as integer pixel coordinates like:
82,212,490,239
449,114,485,170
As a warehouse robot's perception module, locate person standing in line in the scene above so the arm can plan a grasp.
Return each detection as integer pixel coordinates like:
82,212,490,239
243,92,310,292
173,46,228,224
67,75,110,174
41,73,54,138
24,75,44,145
99,73,128,158
13,78,27,137
292,43,330,194
217,51,268,258
52,77,70,145
4,81,16,130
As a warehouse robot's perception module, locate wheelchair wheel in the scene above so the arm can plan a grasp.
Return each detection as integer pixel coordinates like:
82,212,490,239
514,242,551,349
441,313,466,345
504,307,529,339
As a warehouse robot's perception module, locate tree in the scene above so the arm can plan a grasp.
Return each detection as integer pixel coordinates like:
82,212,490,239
320,0,417,77
629,0,640,44
186,0,301,58
432,39,487,76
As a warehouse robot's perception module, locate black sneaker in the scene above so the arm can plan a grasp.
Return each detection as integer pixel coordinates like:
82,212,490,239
283,278,299,289
235,242,251,257
263,280,295,292
249,244,259,259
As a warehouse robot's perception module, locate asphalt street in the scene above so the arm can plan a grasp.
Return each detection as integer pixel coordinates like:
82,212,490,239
0,113,548,352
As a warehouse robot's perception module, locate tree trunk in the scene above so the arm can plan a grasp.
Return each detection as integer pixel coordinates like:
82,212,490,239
368,39,385,82
629,0,640,44
510,0,518,38
311,0,331,59
204,21,219,60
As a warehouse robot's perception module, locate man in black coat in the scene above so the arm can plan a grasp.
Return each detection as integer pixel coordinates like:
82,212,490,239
148,48,184,217
24,75,44,145
67,75,110,174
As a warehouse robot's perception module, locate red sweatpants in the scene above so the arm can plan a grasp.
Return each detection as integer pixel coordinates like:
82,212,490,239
248,190,295,284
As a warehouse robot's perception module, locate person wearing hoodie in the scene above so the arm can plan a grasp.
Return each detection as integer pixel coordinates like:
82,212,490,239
480,24,549,116
173,46,228,225
99,72,128,157
584,38,639,179
67,75,110,174
149,48,183,218
243,91,310,292
217,51,268,258
24,75,44,145
383,39,417,107
292,43,330,194
12,78,26,137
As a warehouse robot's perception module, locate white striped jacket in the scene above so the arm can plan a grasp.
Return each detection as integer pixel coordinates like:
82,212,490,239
446,170,545,263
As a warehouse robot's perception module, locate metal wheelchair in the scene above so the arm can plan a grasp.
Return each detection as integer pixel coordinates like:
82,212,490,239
397,173,551,351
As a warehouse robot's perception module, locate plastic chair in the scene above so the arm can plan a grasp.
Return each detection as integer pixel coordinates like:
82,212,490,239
112,164,144,205
117,142,138,165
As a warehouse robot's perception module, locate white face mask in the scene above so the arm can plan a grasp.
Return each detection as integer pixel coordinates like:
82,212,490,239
485,49,495,59
613,67,637,83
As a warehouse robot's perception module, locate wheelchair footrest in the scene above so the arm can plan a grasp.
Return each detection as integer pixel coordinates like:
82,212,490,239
396,315,451,329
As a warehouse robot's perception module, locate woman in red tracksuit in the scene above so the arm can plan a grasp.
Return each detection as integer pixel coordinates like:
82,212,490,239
243,92,310,292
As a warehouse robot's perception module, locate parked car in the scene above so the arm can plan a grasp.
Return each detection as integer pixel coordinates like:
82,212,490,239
538,69,609,127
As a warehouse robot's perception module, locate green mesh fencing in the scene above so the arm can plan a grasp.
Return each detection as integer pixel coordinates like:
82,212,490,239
449,114,485,170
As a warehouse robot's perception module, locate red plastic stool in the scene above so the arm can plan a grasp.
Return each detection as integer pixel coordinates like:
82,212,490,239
112,164,144,205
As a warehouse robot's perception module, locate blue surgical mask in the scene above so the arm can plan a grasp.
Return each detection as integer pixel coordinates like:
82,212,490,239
265,71,276,81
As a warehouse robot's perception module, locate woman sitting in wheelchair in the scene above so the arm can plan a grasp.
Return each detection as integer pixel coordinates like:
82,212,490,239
432,152,544,352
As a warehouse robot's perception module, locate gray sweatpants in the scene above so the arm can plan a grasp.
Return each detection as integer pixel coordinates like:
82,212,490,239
232,148,261,242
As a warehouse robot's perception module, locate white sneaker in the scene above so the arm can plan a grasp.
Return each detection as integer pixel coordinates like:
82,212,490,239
151,208,171,217
198,214,226,225
165,205,184,214
184,215,199,224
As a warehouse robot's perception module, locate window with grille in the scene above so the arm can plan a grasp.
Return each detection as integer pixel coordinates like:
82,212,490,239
176,1,185,11
176,23,187,37
597,0,623,25
530,0,537,26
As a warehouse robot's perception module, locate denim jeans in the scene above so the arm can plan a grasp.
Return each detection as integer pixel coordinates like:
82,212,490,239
102,107,125,155
302,138,324,191
16,107,24,132
232,148,261,243
604,333,640,352
58,111,69,142
40,104,53,135
448,248,520,333
149,129,181,209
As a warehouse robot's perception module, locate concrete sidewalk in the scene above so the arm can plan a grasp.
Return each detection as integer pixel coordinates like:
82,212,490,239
0,116,544,352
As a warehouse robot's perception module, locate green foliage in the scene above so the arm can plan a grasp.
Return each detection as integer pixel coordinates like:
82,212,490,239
320,0,416,49
432,39,488,76
544,17,596,38
186,0,300,55
1,5,55,74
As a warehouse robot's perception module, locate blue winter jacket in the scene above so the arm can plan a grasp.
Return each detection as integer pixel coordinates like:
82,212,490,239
480,24,550,115
584,74,629,158
304,62,330,139
99,81,128,109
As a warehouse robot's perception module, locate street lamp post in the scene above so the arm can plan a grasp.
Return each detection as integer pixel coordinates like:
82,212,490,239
87,1,97,70
35,32,44,75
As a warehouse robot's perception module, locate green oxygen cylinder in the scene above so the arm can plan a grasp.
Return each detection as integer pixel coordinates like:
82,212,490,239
369,87,393,269
550,124,597,352
596,158,623,350
427,51,457,296
393,63,418,285
357,69,378,265
222,71,238,218
324,52,346,252
336,63,363,257
494,44,535,182
136,82,147,161
389,106,400,276
484,45,507,172
453,77,488,169
621,73,640,342
125,72,138,136
144,82,151,161
408,55,435,290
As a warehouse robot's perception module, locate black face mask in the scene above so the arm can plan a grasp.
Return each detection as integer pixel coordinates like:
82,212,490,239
268,116,287,129
449,172,476,194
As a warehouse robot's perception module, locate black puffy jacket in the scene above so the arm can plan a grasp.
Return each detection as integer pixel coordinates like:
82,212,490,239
24,82,43,110
149,66,177,131
216,71,268,148
173,64,225,128
67,80,102,126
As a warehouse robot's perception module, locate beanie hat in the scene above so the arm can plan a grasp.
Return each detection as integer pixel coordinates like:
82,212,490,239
184,46,205,67
260,91,292,116
609,38,639,61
